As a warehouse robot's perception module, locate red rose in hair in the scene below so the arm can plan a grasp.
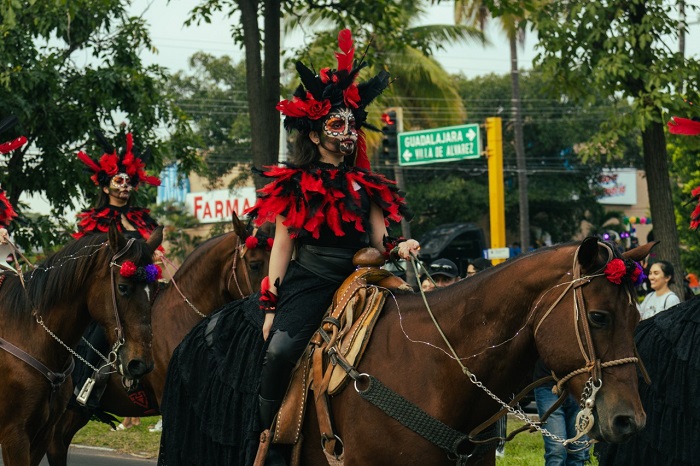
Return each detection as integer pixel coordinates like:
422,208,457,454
245,236,259,249
604,258,627,284
120,261,137,278
305,93,331,120
343,84,360,109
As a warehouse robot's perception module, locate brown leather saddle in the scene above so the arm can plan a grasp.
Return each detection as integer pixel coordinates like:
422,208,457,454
254,248,411,465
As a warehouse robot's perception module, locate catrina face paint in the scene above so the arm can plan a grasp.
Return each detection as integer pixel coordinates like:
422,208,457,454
320,108,357,155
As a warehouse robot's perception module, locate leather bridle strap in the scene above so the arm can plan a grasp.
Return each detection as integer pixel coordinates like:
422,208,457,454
109,238,136,344
228,234,253,298
0,337,75,391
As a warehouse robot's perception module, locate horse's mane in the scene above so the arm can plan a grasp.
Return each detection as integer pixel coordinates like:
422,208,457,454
3,233,154,320
170,232,233,282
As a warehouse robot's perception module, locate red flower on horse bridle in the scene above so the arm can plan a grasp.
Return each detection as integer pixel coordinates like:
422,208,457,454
118,261,162,283
604,258,645,286
245,234,274,251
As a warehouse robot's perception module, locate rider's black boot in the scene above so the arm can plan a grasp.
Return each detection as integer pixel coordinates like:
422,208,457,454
258,396,287,466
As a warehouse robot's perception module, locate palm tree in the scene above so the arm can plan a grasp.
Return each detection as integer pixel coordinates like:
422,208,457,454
451,0,531,250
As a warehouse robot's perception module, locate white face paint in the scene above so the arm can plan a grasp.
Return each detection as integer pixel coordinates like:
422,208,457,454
144,284,151,302
320,108,357,155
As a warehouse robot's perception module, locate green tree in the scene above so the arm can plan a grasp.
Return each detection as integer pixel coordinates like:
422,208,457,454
0,0,200,248
404,71,615,242
531,0,700,298
449,0,534,249
168,53,251,186
186,0,281,188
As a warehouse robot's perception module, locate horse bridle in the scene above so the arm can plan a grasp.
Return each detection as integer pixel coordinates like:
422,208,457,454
227,232,256,298
0,239,139,395
530,242,646,444
163,230,259,320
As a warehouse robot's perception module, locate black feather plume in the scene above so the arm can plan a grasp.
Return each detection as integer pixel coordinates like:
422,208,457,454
94,130,115,154
295,61,324,100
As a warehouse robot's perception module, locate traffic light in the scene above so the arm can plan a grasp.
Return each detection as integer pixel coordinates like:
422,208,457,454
381,110,398,163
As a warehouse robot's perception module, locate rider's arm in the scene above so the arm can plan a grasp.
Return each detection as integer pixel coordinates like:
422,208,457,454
268,215,295,296
369,202,389,252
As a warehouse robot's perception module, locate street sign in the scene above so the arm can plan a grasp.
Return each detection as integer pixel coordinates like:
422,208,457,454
483,247,510,260
398,123,481,166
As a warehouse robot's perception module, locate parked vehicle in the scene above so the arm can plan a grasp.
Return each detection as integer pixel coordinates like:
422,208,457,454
418,223,487,278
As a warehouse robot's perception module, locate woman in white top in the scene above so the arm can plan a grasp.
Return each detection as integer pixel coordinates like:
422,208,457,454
639,260,681,320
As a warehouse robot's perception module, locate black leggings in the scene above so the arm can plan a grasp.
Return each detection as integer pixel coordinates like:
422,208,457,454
259,319,321,401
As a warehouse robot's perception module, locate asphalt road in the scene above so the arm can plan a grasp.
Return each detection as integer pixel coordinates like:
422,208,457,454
0,446,156,465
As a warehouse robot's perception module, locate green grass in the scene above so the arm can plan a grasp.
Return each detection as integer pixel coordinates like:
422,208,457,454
72,416,162,458
72,415,599,463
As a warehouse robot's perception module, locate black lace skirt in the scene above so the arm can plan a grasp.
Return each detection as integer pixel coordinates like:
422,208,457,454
597,296,700,466
157,261,340,466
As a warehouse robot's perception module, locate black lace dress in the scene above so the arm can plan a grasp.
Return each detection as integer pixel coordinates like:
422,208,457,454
596,296,700,466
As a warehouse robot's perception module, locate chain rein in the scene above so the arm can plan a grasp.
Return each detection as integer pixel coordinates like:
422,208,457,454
160,231,255,320
35,239,139,374
406,244,640,450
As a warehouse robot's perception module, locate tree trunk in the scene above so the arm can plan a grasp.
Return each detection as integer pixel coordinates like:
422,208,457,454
510,34,529,250
239,0,280,189
642,121,685,300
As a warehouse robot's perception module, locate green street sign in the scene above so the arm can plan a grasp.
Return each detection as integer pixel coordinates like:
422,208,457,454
398,123,482,166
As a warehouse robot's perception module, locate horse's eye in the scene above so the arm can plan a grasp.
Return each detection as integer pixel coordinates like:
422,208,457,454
249,260,263,272
588,311,609,327
118,284,130,295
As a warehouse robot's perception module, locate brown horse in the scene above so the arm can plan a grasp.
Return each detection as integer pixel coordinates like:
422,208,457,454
46,215,272,465
294,238,651,465
0,223,162,466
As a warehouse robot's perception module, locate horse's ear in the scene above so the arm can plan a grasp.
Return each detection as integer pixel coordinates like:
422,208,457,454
231,212,248,239
577,236,601,270
623,240,658,263
108,220,127,253
147,225,164,252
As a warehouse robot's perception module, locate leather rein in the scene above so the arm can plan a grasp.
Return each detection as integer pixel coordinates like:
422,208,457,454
162,231,257,319
0,239,138,394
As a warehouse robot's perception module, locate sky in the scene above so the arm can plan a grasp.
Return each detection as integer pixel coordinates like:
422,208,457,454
135,0,700,79
135,1,539,79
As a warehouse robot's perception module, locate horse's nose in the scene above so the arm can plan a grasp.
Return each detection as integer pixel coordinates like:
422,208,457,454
126,359,154,378
612,413,645,440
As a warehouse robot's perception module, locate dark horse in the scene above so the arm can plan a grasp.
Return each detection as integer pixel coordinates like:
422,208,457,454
596,295,700,466
158,238,652,465
0,223,162,466
46,215,272,465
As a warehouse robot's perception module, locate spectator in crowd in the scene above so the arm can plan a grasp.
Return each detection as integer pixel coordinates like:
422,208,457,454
639,260,681,320
421,258,460,292
467,257,493,277
534,358,590,465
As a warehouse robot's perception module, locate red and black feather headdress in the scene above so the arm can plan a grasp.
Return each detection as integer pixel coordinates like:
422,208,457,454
77,132,160,188
276,29,390,170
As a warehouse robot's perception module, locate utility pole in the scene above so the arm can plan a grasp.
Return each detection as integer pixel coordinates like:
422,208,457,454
510,30,529,251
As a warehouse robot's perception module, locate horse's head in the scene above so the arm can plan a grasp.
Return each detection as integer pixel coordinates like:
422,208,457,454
231,213,273,295
91,223,163,380
534,237,656,443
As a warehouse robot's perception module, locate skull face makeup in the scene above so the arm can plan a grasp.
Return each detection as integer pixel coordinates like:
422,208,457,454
104,173,133,206
319,108,357,156
110,173,131,189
